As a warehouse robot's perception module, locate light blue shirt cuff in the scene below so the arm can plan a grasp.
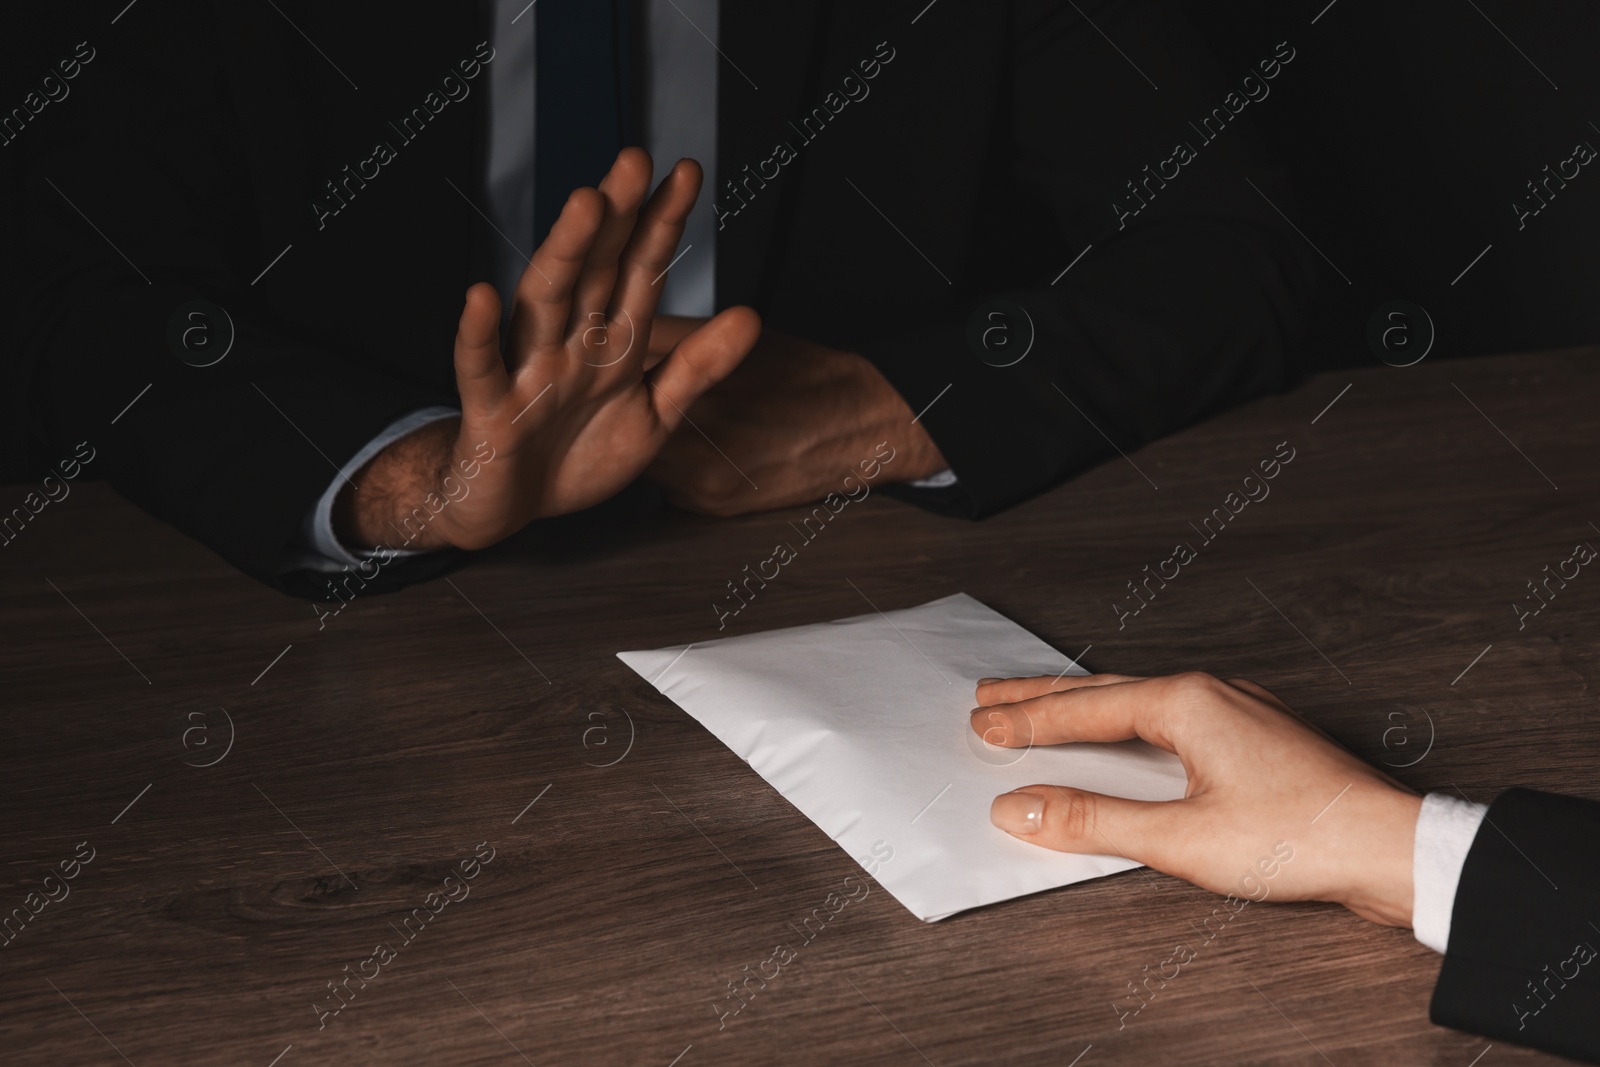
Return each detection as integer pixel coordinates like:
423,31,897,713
294,406,462,573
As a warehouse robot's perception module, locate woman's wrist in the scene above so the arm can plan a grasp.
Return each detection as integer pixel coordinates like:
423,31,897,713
1337,784,1424,928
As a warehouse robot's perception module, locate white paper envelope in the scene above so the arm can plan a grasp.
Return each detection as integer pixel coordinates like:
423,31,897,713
617,592,1187,921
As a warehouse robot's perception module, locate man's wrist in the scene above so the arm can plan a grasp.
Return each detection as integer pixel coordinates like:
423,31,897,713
333,416,461,551
848,352,949,482
893,419,950,484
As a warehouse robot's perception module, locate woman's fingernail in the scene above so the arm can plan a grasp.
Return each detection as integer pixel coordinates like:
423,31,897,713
991,792,1044,835
978,677,1001,685
971,708,1011,746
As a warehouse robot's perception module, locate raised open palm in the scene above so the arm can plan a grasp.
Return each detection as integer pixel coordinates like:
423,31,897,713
429,148,759,549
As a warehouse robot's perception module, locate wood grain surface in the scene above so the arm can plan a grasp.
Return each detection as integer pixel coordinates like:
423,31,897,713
3,348,1597,1066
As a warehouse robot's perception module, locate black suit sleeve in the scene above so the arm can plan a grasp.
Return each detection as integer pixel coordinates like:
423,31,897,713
860,0,1320,517
12,5,465,598
1431,788,1600,1064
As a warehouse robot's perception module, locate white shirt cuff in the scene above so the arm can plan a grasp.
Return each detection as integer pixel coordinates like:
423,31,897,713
1412,791,1489,954
297,406,461,571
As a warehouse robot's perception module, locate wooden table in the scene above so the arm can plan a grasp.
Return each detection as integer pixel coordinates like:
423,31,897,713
4,347,1596,1066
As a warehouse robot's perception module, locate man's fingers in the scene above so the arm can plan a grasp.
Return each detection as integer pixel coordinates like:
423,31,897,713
611,159,701,325
649,306,761,430
975,672,1138,707
573,148,652,322
969,674,1188,752
453,283,509,413
513,187,606,353
991,785,1169,861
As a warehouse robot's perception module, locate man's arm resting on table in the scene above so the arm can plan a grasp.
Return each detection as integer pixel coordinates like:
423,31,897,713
649,0,1320,520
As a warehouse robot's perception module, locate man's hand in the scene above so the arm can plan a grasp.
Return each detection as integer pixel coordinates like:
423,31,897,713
334,149,761,551
643,326,949,516
971,672,1423,927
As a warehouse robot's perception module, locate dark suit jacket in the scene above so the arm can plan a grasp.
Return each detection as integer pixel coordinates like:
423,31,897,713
5,0,1318,596
1433,788,1600,1063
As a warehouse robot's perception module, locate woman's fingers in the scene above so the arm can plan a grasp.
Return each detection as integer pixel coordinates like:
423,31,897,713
970,673,1199,752
512,186,607,355
610,158,702,326
573,148,653,329
976,675,1425,927
648,306,761,431
990,784,1173,862
975,672,1138,707
1225,676,1295,714
452,283,510,414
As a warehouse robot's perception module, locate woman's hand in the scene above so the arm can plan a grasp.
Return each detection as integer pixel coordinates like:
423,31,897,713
972,671,1423,926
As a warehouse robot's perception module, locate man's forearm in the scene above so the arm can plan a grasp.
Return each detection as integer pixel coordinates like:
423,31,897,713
333,415,461,551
